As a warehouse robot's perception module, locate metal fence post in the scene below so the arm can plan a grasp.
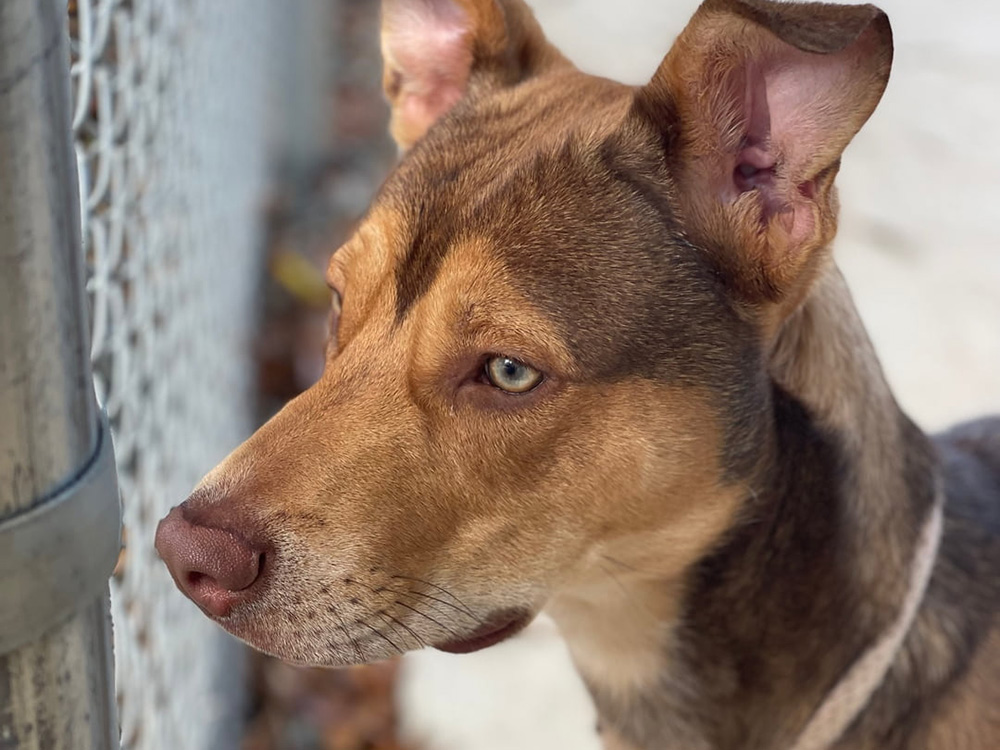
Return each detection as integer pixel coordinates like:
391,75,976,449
0,0,122,748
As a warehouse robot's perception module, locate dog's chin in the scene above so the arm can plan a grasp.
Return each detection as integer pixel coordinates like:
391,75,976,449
226,626,373,668
431,608,535,655
217,606,537,666
201,614,345,668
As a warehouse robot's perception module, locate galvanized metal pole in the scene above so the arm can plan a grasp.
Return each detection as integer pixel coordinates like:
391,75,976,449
0,0,121,748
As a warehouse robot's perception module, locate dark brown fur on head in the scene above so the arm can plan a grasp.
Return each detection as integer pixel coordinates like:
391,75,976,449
160,2,1000,748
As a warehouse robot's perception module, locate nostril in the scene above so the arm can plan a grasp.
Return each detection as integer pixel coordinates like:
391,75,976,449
155,504,269,616
186,571,209,589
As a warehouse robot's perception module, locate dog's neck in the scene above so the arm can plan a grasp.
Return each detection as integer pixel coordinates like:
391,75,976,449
547,262,939,750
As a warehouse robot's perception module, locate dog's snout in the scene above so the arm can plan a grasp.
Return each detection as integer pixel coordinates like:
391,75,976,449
155,504,265,617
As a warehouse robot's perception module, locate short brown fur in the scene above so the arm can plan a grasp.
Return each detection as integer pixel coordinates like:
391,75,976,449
157,1,1000,748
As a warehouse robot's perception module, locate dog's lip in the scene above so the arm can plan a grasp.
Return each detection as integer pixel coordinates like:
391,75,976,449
432,609,534,655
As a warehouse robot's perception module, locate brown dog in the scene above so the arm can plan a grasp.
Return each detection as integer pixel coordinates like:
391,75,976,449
155,1,1000,747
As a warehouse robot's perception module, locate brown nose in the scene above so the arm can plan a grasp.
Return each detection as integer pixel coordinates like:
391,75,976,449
155,504,265,617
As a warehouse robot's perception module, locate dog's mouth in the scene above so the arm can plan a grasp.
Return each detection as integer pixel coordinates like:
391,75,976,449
432,608,534,654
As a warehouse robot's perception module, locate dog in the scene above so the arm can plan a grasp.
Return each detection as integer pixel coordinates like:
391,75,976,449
155,0,1000,747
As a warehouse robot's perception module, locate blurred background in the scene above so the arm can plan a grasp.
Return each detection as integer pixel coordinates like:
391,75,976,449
64,0,999,749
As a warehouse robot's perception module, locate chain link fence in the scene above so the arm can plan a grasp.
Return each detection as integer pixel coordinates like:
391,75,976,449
68,1,324,747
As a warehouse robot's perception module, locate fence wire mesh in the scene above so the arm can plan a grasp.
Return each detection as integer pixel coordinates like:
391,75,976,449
69,1,289,746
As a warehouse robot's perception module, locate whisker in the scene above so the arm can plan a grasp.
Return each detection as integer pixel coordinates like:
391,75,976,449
390,575,478,618
372,610,408,648
395,586,482,623
393,600,461,639
357,580,481,625
378,610,426,649
349,630,365,663
332,610,365,663
356,618,403,656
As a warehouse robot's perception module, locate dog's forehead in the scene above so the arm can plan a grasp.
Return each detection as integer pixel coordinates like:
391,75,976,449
370,77,614,303
361,71,753,386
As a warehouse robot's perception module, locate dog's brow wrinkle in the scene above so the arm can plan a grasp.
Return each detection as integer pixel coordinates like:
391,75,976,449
389,110,565,321
394,199,459,320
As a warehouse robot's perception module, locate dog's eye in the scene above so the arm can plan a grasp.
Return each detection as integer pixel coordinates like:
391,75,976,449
330,287,342,319
326,288,343,352
485,356,543,394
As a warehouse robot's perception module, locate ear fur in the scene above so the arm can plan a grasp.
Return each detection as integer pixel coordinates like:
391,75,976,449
635,0,893,302
381,0,567,151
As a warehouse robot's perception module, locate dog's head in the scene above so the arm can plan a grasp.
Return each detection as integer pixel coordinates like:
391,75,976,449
156,0,892,666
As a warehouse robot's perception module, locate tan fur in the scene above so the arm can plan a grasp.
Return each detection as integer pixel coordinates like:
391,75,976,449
546,400,746,699
159,1,999,747
191,224,743,672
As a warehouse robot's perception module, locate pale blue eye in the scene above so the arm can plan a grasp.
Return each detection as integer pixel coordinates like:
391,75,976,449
485,357,543,394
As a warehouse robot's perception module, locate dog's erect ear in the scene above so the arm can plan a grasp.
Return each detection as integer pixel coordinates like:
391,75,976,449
381,0,566,151
635,0,892,302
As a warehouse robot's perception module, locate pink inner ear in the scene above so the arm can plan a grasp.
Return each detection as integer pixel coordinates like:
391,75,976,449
729,44,863,246
733,62,781,217
384,0,474,140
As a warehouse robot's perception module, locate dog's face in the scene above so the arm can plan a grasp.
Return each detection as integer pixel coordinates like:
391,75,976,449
157,0,892,667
